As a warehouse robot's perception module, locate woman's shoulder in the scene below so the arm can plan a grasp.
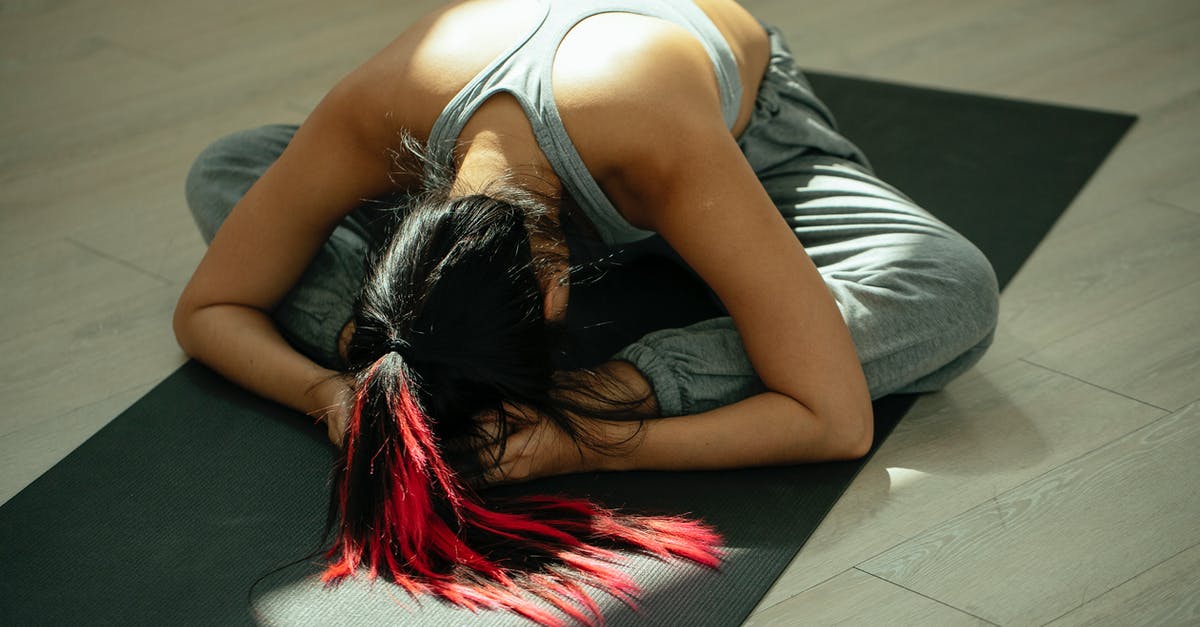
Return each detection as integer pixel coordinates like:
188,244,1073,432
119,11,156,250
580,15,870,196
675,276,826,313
549,5,768,189
552,23,735,228
554,14,722,110
336,0,552,140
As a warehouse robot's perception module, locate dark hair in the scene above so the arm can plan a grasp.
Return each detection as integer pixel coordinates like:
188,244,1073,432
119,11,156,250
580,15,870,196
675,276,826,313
320,146,722,624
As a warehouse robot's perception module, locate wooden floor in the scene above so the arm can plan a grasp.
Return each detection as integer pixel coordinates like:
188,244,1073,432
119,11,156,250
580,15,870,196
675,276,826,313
2,0,1197,624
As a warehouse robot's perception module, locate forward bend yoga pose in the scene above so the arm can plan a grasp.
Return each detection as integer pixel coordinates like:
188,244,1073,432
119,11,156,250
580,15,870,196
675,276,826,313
176,0,998,622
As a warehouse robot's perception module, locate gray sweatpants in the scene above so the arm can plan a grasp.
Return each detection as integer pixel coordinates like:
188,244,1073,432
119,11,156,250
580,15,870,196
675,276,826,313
185,27,998,417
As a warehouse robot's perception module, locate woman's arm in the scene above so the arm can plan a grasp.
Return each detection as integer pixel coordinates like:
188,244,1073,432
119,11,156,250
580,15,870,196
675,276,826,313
174,70,402,424
601,393,868,470
480,360,870,485
558,37,873,469
605,126,877,461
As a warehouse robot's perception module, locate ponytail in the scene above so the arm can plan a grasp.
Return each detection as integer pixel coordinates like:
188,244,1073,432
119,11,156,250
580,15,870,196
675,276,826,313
323,352,723,626
323,187,723,625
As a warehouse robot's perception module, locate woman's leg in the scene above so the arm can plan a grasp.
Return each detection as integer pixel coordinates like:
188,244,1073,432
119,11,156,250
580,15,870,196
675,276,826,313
614,155,998,416
611,27,999,417
766,156,999,396
184,124,383,369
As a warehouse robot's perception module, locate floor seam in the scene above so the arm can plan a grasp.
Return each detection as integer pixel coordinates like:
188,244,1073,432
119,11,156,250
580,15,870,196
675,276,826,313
745,567,856,617
851,409,1185,601
855,567,1001,626
1037,539,1200,626
65,237,175,287
1146,195,1200,219
1017,357,1173,413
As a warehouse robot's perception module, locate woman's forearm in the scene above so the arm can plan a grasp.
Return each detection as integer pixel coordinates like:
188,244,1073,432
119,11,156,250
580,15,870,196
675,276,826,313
174,303,343,418
589,390,868,473
579,360,871,472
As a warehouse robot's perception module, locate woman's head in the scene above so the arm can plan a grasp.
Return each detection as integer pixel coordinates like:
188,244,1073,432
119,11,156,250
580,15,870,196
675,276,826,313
321,157,720,625
344,190,568,443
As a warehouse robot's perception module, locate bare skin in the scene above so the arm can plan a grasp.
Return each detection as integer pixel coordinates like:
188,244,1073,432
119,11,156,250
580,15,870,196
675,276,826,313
174,0,874,483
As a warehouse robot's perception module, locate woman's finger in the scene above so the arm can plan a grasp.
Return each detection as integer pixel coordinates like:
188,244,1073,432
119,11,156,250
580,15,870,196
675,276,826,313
442,408,504,454
483,426,544,486
443,402,545,488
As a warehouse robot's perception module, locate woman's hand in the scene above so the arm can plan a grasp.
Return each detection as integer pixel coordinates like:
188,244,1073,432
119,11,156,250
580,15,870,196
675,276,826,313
471,403,589,486
309,377,354,448
460,361,657,486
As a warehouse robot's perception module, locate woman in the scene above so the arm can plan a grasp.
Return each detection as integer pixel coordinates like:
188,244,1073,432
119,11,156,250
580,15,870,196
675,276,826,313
177,0,999,622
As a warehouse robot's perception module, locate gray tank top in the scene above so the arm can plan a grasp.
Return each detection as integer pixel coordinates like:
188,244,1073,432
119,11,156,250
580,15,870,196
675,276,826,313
426,0,743,246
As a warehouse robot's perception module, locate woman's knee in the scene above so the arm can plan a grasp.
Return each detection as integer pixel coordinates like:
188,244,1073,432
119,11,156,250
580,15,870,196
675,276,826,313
185,124,298,242
852,231,999,397
935,235,1000,349
899,234,999,389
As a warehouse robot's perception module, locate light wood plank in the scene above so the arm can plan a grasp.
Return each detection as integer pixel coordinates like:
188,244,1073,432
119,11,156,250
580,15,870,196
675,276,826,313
859,401,1200,626
746,568,991,627
751,0,1200,239
997,199,1200,348
748,0,1041,91
775,0,1200,112
1045,542,1200,627
0,50,307,276
1027,279,1200,411
1157,175,1200,215
751,359,1165,609
96,0,437,71
949,324,1038,383
0,382,153,505
1049,89,1200,235
1041,0,1200,36
753,0,1200,113
0,283,184,438
1,22,379,192
993,0,1200,112
32,107,300,285
0,0,297,67
843,7,1111,107
0,239,167,344
0,43,178,185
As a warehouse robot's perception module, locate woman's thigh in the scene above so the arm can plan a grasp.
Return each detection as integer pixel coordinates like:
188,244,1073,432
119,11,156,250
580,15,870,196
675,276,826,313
739,25,998,395
761,155,999,396
611,155,998,416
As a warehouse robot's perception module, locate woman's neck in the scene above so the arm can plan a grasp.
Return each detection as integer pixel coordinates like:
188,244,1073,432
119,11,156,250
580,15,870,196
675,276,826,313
453,136,571,323
451,133,562,201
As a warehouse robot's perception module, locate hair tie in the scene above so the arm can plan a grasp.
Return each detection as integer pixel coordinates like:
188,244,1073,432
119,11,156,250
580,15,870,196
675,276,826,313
385,339,408,355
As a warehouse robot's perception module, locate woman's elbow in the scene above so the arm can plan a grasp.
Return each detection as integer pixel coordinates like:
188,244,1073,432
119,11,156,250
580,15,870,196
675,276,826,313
820,404,874,461
172,297,200,358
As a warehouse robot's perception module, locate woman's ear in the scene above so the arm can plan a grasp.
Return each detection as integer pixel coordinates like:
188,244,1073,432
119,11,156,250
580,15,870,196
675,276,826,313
542,271,569,322
337,320,356,363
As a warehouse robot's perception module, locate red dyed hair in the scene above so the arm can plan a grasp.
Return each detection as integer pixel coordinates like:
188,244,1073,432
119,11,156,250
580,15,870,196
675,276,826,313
323,356,723,626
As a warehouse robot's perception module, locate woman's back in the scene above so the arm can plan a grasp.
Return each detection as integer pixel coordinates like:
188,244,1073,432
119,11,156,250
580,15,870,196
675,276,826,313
343,0,770,191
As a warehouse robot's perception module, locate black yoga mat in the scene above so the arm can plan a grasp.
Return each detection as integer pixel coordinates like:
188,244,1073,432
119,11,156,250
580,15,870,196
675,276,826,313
0,74,1133,626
